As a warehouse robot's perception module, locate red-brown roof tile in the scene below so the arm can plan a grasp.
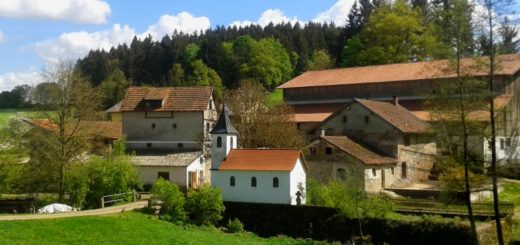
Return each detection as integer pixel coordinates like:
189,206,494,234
291,103,345,123
320,136,397,165
219,149,303,171
119,86,212,112
26,119,122,140
279,54,520,89
356,99,430,133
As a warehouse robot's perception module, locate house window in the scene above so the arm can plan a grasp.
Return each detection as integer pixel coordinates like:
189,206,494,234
158,172,170,180
506,138,512,147
296,123,301,130
146,143,152,148
325,147,333,155
151,123,156,129
342,115,347,123
172,123,177,129
273,177,279,188
178,143,183,149
310,147,317,155
231,137,234,148
404,135,410,146
199,157,203,165
217,136,222,148
402,162,407,179
500,138,505,150
372,168,377,177
337,168,347,180
209,100,213,110
206,123,210,132
364,115,369,123
391,167,395,175
251,177,257,187
230,176,235,186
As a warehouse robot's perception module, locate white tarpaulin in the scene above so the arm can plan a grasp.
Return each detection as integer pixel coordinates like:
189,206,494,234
38,203,73,214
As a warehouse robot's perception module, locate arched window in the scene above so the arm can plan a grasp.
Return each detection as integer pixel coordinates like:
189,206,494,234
230,176,235,186
337,168,347,180
217,136,222,148
251,177,257,187
273,177,279,188
231,137,234,148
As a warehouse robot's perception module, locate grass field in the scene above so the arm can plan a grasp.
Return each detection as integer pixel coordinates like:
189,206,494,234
499,182,520,241
266,89,283,107
0,109,38,128
0,211,317,245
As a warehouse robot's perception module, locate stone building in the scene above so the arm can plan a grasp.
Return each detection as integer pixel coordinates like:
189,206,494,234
114,86,217,190
306,99,436,192
118,86,217,152
210,106,307,205
279,54,520,163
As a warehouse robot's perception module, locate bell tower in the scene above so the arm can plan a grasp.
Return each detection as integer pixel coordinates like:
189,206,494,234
210,105,238,174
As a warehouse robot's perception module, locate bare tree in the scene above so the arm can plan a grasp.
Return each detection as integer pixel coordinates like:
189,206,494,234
30,61,102,202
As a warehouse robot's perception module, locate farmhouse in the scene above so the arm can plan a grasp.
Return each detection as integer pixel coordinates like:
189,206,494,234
118,86,217,152
279,54,520,163
306,99,436,192
210,106,307,205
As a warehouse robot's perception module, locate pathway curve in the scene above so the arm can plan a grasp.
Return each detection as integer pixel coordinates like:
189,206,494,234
0,200,148,221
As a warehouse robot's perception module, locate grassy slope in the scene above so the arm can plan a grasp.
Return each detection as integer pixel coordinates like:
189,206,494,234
0,109,38,128
0,212,312,245
266,89,283,107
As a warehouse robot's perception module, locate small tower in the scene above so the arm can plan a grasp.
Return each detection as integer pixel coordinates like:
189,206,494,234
210,105,238,174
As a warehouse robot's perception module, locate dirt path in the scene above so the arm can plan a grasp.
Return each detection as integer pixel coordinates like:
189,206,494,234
0,201,148,221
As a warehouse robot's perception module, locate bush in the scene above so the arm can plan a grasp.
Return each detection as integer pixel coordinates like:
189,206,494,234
226,218,244,233
185,185,225,226
151,179,186,222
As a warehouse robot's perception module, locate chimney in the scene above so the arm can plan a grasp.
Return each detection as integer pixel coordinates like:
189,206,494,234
392,96,399,106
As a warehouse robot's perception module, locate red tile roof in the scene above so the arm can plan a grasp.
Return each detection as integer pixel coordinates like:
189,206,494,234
356,99,430,133
291,104,345,123
279,54,520,89
119,86,213,112
320,136,397,165
26,119,122,140
218,149,303,171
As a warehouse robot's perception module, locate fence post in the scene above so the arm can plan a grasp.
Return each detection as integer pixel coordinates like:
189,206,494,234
133,190,136,202
100,197,104,208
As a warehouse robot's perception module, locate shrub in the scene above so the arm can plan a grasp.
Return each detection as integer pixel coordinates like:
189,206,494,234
151,179,186,222
185,185,225,226
226,218,244,233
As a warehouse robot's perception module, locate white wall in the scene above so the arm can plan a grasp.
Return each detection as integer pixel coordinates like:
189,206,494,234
136,156,204,189
289,159,306,205
215,170,292,204
483,136,520,165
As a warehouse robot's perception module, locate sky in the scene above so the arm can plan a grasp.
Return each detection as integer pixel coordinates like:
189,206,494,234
0,0,518,92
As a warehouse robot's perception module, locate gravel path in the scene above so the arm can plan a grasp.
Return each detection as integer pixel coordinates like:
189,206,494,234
0,200,148,221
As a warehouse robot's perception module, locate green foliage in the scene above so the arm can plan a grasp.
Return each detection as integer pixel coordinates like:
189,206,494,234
439,164,486,203
225,218,244,233
307,178,394,218
189,59,224,100
151,179,187,222
66,141,141,209
343,0,440,66
185,185,225,226
165,63,185,86
307,50,332,71
99,68,130,108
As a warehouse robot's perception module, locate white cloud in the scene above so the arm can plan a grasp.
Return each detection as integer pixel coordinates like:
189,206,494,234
0,0,110,24
313,0,356,26
31,12,212,63
230,9,301,28
33,24,136,64
142,12,211,40
0,69,41,92
0,30,5,43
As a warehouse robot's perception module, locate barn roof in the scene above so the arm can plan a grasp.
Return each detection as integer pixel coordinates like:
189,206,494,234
278,54,520,89
218,149,304,171
319,136,397,165
132,151,202,167
119,86,213,112
355,99,430,134
25,119,122,140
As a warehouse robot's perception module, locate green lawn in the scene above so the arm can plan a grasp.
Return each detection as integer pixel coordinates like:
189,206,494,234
499,182,520,241
0,109,38,128
0,211,316,245
266,89,283,107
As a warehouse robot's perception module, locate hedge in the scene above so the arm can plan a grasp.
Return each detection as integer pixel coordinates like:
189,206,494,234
222,202,475,244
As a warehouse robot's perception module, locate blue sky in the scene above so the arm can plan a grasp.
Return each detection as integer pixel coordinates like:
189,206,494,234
0,0,518,92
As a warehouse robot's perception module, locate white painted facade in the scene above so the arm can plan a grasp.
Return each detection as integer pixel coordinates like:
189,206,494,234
213,159,306,205
483,136,520,165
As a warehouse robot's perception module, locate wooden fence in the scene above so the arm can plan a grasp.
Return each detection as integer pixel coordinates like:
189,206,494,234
393,199,514,218
100,191,138,208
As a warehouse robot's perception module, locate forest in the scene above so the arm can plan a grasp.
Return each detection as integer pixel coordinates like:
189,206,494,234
1,0,518,109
